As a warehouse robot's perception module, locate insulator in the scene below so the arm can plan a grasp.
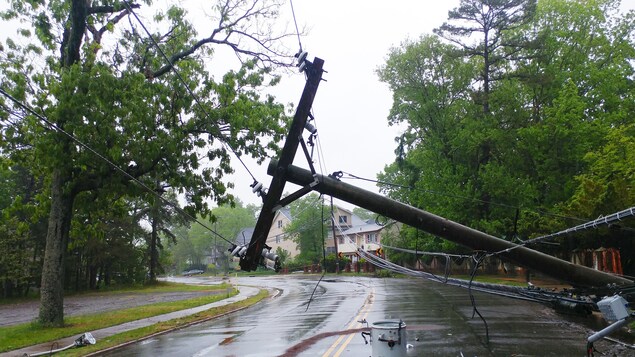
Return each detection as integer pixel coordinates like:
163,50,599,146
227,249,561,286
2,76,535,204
230,245,242,256
238,246,247,257
295,50,308,66
298,62,307,73
251,182,263,193
262,248,279,262
304,122,317,134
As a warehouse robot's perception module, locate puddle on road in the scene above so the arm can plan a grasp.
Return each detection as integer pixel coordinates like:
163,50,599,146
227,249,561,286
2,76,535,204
139,339,157,345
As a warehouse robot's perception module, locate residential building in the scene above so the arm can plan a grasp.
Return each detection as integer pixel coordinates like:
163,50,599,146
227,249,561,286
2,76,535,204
264,207,298,257
238,205,393,262
325,206,389,262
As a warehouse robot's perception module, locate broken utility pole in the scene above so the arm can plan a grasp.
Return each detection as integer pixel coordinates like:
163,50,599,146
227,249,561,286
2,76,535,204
268,160,633,289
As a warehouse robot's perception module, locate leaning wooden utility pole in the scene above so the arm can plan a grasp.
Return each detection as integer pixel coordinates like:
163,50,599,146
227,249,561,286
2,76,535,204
238,55,325,272
269,161,633,289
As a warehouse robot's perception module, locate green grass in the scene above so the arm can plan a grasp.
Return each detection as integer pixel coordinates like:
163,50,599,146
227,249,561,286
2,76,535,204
231,269,278,277
57,289,270,357
0,283,237,353
0,280,226,306
450,275,533,286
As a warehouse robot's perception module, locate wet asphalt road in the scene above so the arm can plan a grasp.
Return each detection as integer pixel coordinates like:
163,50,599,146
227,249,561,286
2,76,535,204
105,275,627,356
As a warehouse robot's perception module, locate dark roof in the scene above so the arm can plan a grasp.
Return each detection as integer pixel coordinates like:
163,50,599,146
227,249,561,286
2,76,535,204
235,227,254,245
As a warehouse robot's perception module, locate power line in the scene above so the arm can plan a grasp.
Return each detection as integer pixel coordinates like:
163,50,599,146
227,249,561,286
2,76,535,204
312,109,329,178
380,244,471,259
289,0,303,52
489,206,635,257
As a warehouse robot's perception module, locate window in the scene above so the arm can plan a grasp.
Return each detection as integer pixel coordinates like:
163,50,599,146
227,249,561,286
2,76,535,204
338,215,347,224
338,237,344,244
277,220,283,228
366,233,377,243
275,235,281,244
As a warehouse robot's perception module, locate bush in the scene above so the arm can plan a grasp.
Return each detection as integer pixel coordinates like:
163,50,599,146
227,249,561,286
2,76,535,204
323,253,350,273
283,257,306,272
375,269,393,278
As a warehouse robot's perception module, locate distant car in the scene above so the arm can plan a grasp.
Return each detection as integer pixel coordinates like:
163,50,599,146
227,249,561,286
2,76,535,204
182,269,204,276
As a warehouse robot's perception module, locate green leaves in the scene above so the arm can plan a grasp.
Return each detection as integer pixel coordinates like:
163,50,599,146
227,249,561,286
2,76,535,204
378,0,635,257
569,124,635,218
284,193,327,264
0,0,291,307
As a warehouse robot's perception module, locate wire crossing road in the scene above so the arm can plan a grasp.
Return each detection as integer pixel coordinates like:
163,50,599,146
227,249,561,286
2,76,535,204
106,275,629,356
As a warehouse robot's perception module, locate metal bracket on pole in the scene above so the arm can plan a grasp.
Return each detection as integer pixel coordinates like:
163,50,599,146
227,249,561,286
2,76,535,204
238,57,325,271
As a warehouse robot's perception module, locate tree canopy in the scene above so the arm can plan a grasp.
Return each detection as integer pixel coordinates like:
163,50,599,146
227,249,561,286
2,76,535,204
377,0,635,271
284,193,327,265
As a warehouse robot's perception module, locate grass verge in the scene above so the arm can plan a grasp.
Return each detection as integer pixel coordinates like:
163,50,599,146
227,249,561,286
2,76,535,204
0,283,237,353
59,289,269,356
0,280,233,306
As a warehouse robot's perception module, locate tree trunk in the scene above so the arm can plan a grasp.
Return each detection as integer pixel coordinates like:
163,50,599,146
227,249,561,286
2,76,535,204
75,251,81,291
105,263,111,286
149,204,158,282
89,264,97,290
38,169,73,326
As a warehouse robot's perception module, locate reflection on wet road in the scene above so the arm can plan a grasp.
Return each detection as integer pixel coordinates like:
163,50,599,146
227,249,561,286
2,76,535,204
106,275,627,356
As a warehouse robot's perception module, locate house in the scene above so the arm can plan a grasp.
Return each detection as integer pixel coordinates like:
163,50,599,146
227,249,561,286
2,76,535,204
235,227,254,246
264,207,299,257
325,206,389,262
238,205,393,262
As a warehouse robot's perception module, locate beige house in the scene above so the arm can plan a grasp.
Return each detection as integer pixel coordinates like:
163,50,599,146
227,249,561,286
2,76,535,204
264,208,299,257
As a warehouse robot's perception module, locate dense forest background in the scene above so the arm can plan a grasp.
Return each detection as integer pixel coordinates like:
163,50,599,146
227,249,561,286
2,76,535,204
0,0,633,326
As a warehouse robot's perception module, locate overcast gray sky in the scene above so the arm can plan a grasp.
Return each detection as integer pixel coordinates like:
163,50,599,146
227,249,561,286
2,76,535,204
227,0,463,208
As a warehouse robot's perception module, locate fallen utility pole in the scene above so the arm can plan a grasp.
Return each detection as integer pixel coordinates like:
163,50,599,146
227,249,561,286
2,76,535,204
269,160,633,289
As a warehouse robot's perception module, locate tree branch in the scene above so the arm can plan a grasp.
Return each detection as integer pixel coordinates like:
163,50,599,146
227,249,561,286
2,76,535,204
87,3,140,15
149,0,294,79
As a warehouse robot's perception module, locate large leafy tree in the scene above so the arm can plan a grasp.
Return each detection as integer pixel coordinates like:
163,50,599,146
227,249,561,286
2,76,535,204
435,0,537,115
378,35,483,247
0,0,292,326
512,0,635,233
378,0,635,262
432,0,537,223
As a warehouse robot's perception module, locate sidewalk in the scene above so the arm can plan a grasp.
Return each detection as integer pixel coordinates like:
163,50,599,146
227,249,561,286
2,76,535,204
1,285,261,357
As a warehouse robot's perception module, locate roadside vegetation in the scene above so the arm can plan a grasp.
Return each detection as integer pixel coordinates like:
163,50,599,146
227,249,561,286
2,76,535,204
0,280,230,305
0,283,238,353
